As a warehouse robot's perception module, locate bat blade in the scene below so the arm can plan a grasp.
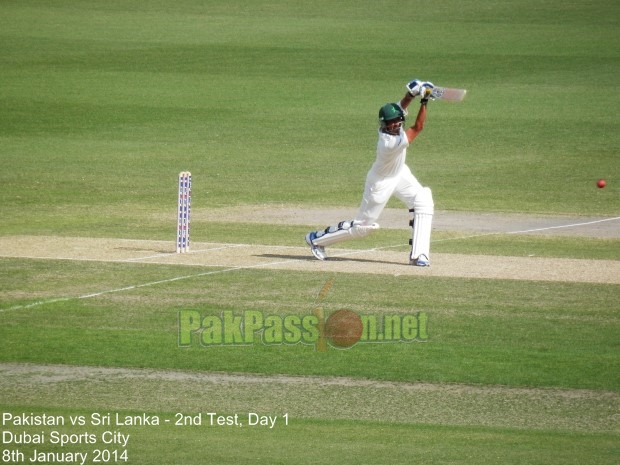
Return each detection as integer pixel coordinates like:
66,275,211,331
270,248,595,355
431,86,467,102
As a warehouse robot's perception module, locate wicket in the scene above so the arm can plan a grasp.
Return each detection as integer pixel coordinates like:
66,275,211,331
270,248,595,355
177,171,191,253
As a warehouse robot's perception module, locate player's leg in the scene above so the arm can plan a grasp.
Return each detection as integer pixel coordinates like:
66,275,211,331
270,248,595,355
305,220,379,259
305,173,393,260
394,167,434,266
408,187,433,266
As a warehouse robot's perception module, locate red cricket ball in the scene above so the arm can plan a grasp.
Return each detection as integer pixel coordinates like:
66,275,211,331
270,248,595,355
597,179,606,189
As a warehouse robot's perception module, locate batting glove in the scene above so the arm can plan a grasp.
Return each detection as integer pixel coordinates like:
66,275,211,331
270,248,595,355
405,79,424,97
420,82,435,105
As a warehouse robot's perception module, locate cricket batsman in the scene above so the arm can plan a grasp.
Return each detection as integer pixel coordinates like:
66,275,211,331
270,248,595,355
305,79,435,266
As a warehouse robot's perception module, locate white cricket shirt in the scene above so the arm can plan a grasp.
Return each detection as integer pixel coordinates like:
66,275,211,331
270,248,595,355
370,128,410,177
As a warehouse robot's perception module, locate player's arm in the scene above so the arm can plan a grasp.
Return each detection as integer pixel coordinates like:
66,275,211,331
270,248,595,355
402,79,425,111
405,100,427,143
404,80,433,142
399,91,415,112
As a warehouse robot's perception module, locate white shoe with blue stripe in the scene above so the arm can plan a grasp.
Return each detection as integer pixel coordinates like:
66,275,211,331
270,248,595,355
305,232,327,261
410,254,430,267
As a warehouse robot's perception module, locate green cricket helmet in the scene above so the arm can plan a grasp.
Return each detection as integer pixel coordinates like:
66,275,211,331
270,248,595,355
378,103,405,134
379,103,405,122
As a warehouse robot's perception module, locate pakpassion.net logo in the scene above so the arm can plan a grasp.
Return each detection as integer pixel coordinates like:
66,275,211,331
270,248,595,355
178,278,428,351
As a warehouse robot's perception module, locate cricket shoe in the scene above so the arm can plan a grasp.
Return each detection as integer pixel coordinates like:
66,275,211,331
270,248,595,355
305,232,327,261
410,254,430,267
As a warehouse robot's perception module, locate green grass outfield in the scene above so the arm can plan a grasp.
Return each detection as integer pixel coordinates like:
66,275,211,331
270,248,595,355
0,1,619,464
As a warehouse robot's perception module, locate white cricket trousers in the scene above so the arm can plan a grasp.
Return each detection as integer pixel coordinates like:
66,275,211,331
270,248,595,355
355,164,424,225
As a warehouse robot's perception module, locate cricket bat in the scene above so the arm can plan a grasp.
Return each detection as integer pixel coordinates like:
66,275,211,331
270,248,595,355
429,86,467,102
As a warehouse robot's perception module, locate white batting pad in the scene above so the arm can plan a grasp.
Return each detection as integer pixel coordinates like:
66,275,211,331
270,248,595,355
409,187,434,260
410,213,433,260
312,221,379,247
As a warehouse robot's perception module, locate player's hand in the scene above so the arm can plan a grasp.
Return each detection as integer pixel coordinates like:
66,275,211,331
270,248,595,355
420,82,435,102
405,79,424,97
422,81,435,95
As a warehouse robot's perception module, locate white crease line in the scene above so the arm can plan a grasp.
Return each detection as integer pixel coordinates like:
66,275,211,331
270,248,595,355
123,244,248,262
379,216,620,249
0,254,311,313
504,216,620,235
